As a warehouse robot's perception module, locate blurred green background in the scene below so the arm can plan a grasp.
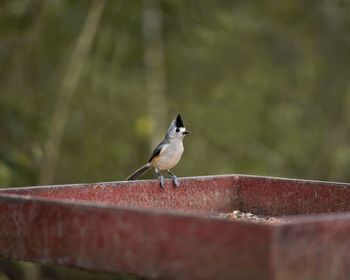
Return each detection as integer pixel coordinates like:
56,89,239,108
1,0,350,279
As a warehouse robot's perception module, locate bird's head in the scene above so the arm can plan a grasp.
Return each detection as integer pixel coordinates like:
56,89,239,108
167,114,190,139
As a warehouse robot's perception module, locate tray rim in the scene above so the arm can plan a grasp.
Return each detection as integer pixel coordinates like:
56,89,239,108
1,174,350,227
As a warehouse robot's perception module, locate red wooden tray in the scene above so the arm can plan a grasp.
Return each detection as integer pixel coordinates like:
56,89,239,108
0,175,349,280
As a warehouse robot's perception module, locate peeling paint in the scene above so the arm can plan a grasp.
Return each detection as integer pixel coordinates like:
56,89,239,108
0,175,349,279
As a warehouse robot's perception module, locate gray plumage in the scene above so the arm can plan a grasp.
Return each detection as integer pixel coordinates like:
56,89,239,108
148,138,169,162
126,114,190,188
126,164,151,181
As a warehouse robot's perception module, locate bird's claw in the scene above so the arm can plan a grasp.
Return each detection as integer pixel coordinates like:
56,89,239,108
159,175,165,189
172,175,179,187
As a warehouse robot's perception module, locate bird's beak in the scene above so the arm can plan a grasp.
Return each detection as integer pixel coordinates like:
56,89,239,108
183,130,190,135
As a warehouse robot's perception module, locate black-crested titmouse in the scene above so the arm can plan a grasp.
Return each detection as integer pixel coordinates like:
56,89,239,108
127,114,190,188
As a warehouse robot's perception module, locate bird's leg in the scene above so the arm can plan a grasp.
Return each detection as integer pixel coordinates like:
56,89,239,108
155,169,165,189
166,170,179,187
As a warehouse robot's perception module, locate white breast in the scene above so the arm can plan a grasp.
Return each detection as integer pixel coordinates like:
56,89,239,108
153,140,184,170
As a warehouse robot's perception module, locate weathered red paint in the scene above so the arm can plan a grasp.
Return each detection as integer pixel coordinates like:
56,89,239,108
0,175,349,279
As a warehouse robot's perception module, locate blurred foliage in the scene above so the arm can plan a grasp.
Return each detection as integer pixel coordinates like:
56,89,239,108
1,0,350,188
0,260,135,280
1,0,350,278
1,0,350,187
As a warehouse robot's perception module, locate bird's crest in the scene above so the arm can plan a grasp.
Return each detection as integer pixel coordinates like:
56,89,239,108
175,114,184,128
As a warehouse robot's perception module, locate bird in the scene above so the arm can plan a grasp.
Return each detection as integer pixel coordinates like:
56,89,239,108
127,114,190,188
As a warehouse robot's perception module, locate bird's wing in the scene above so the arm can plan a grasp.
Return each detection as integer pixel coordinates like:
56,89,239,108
148,139,168,163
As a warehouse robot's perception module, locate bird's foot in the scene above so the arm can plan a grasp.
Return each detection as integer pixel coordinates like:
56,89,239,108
172,175,179,187
159,175,165,189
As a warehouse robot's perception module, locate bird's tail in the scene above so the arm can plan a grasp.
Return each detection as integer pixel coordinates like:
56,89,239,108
126,163,151,181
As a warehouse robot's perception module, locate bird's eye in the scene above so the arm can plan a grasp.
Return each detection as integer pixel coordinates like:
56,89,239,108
176,128,180,132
